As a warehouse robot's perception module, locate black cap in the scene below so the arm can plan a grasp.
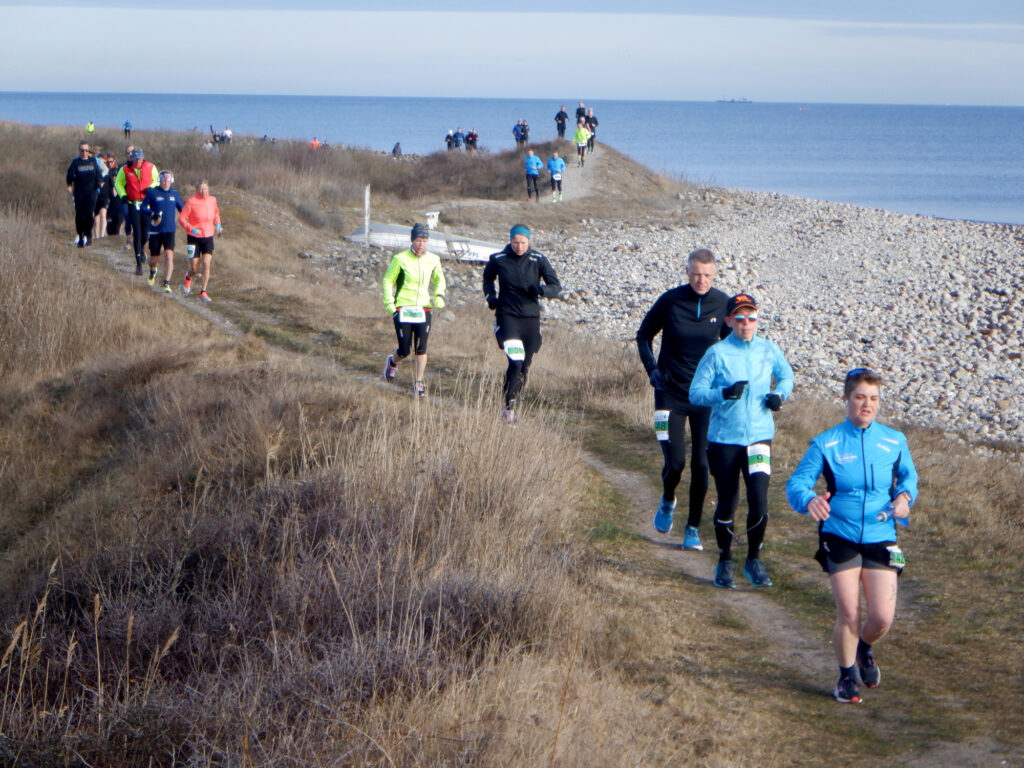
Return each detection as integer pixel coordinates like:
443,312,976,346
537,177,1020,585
726,292,758,315
410,223,429,240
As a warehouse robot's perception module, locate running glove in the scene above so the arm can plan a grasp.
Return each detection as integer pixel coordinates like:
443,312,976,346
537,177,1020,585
722,381,748,400
764,393,783,411
433,296,445,310
486,297,498,310
527,284,543,300
649,369,665,389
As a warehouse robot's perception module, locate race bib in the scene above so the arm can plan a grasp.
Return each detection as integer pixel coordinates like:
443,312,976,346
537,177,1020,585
186,244,197,258
654,410,670,441
552,173,562,181
503,339,526,361
747,443,771,475
886,544,906,569
398,306,426,324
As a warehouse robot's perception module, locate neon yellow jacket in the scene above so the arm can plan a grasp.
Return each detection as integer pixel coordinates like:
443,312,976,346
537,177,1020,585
573,126,592,146
382,248,446,314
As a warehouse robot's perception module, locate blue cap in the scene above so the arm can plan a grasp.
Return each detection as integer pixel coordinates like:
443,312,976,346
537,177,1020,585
410,223,429,240
130,148,144,160
509,224,530,239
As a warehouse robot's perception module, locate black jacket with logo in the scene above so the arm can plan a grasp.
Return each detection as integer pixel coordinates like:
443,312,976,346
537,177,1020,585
482,244,561,318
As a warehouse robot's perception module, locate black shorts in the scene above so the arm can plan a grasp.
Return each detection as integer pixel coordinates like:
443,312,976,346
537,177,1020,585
186,234,215,256
815,532,900,574
393,310,432,357
149,232,176,256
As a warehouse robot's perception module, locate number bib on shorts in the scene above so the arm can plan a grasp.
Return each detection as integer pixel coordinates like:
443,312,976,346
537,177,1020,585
886,544,906,569
654,410,670,441
747,443,771,475
398,306,426,324
552,173,562,181
503,339,526,361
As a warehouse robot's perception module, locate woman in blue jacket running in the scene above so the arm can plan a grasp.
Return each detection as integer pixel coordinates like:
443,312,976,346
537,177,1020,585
786,367,918,705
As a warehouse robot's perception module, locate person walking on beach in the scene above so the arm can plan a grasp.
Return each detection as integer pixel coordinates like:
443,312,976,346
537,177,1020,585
114,147,160,274
546,151,566,202
85,121,95,136
585,108,598,154
524,149,543,201
689,292,794,589
482,224,561,424
554,106,569,139
178,179,222,303
142,170,183,293
573,121,591,167
381,223,447,398
786,368,918,704
123,120,132,139
445,130,455,151
575,101,586,122
453,127,465,150
392,142,402,156
636,248,729,551
465,129,479,154
66,141,104,247
513,120,523,148
520,120,530,145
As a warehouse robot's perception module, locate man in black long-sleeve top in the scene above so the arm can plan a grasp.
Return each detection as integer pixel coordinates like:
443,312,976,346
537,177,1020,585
636,248,729,550
66,142,103,246
483,223,561,424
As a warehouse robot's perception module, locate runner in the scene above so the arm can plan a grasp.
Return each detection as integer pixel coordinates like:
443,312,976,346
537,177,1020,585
380,223,447,398
585,108,599,154
546,151,566,202
114,147,160,275
636,249,729,550
465,129,479,154
554,106,569,139
575,101,587,122
689,292,794,589
65,141,103,247
86,121,95,136
178,179,222,303
786,368,918,704
92,149,111,241
142,170,184,293
573,121,591,167
524,149,543,202
123,120,132,139
482,224,561,424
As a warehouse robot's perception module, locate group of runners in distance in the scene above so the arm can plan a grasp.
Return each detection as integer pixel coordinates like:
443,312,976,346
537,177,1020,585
65,138,223,302
382,232,918,705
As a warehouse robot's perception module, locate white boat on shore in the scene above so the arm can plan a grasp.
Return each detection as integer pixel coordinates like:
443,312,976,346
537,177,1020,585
346,223,499,262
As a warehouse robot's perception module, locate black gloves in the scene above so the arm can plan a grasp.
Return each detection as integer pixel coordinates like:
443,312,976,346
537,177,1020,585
527,284,542,300
486,296,498,310
764,393,783,411
649,369,665,389
722,381,748,400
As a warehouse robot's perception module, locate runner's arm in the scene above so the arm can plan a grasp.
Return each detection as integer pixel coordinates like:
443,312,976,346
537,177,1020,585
770,341,795,401
382,255,402,314
688,352,721,407
785,439,826,514
635,297,666,376
537,256,561,299
482,256,498,308
431,260,447,306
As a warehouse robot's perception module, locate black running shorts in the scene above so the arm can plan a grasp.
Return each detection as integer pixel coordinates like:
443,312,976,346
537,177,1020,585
149,232,176,256
186,234,215,255
816,532,899,574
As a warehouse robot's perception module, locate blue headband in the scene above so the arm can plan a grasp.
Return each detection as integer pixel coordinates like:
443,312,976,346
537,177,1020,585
509,224,530,239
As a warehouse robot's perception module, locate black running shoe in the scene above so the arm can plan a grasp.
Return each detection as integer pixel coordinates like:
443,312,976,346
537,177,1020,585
857,646,881,688
714,560,735,589
834,674,862,704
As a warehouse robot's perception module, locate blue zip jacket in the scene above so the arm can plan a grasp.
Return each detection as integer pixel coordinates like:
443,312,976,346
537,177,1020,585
689,332,794,445
524,154,543,175
546,156,566,176
142,187,183,235
786,419,918,544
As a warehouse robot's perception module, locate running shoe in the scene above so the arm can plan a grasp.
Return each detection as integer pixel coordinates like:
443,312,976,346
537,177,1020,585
146,269,157,286
714,560,735,589
682,525,703,551
135,262,143,276
199,291,211,303
502,407,516,425
856,645,881,688
182,274,192,295
653,497,675,534
414,380,426,398
743,558,773,588
834,674,862,704
162,282,172,294
558,193,563,201
382,354,397,383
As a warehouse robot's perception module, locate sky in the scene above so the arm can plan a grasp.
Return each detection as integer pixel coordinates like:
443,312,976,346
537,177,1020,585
2,1,1023,105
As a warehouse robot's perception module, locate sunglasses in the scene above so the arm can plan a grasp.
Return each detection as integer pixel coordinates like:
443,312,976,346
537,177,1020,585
732,313,758,322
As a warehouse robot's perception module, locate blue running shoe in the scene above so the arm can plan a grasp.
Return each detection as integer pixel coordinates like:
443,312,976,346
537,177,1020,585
682,525,703,551
857,645,881,688
714,560,735,589
834,674,862,704
743,558,773,587
653,497,676,534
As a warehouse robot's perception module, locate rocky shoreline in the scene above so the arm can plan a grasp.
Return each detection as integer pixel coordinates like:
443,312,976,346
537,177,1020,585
334,186,1023,450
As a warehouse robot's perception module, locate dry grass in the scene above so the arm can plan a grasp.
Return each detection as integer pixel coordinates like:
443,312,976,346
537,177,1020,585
0,122,1022,765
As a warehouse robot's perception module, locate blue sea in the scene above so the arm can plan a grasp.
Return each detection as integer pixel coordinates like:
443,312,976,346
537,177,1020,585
3,92,1024,225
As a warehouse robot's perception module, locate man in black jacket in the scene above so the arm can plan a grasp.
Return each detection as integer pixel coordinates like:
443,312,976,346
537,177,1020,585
483,224,561,424
66,142,103,247
554,106,569,139
636,248,729,549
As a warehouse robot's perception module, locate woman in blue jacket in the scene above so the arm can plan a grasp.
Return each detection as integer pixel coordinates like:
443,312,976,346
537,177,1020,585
786,367,918,705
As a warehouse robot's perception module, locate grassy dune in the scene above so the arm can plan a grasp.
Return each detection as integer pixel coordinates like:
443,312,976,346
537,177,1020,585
0,122,1021,766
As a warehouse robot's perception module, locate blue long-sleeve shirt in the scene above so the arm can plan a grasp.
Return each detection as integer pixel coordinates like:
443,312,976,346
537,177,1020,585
689,332,794,445
524,155,543,176
546,156,566,176
786,419,918,544
142,187,183,235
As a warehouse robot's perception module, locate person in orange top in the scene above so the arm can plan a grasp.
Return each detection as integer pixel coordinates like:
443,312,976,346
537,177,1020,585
309,136,321,149
177,179,222,303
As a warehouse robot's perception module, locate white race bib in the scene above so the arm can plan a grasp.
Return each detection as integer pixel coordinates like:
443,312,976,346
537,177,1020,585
503,339,526,361
552,173,562,181
654,410,670,441
398,306,426,324
747,443,771,475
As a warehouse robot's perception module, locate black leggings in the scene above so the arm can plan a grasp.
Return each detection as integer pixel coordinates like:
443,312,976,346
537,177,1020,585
707,441,772,561
127,203,150,258
549,176,562,192
655,393,711,528
526,174,539,198
393,311,432,358
73,195,96,239
494,314,541,407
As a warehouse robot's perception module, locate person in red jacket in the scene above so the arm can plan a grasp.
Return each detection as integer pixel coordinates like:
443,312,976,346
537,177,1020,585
114,147,159,274
177,179,222,303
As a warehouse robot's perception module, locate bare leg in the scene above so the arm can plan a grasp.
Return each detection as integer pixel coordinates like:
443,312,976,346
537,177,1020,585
859,568,897,644
200,253,213,292
414,353,427,381
829,567,863,667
